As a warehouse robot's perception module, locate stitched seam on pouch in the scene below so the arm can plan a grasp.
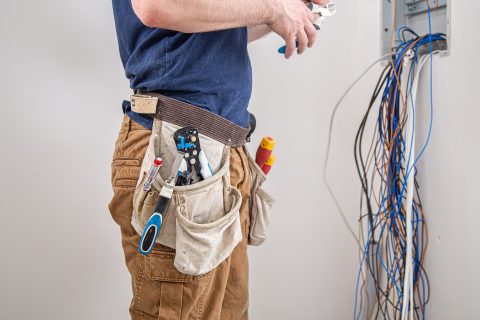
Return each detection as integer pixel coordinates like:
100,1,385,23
176,203,240,231
154,172,226,195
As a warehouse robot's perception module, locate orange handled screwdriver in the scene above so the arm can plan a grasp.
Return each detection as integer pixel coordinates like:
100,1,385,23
256,137,275,168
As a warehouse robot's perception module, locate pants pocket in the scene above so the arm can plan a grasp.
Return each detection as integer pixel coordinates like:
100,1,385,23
134,250,211,320
244,146,275,246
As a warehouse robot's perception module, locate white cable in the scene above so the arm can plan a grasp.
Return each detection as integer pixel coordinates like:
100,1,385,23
323,52,438,319
322,54,389,247
401,61,416,320
401,52,439,320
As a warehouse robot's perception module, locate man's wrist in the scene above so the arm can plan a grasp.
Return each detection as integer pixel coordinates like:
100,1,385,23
262,0,278,25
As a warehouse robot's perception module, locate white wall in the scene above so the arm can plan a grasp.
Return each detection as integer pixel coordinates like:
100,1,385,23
0,0,478,319
412,2,480,318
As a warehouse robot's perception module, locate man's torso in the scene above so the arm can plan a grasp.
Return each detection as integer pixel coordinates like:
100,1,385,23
112,0,253,128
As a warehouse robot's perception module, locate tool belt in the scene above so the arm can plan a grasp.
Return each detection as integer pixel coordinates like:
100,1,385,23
131,91,251,147
130,92,275,276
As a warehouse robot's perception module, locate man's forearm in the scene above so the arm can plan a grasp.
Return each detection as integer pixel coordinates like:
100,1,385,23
132,0,275,33
248,25,272,42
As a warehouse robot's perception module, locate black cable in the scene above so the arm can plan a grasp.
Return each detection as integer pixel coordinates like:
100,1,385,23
354,33,442,319
354,64,395,319
354,64,392,234
354,65,391,319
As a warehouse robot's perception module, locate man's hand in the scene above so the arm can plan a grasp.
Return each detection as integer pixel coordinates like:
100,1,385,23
267,0,329,58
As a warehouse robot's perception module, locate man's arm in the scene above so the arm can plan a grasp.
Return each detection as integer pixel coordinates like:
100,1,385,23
131,0,329,58
132,0,274,33
248,25,272,43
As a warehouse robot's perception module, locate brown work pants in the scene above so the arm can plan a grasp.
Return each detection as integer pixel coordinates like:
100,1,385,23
108,116,251,320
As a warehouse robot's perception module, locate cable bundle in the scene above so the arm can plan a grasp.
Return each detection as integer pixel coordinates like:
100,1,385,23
353,24,445,320
321,3,447,319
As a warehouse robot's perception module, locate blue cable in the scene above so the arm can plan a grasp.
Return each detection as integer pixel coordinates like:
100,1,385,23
353,17,442,317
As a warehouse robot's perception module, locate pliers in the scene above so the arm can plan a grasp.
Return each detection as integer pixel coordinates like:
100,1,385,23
308,2,337,30
174,127,213,186
278,2,337,54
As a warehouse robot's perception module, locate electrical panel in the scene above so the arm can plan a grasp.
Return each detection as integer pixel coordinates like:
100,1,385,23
382,0,451,55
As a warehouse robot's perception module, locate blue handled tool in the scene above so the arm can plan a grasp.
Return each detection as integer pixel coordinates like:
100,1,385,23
278,40,299,54
139,213,163,255
138,183,174,255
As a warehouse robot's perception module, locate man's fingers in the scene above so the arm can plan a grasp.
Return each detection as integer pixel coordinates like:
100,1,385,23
307,10,315,23
284,32,296,59
310,0,330,5
282,5,320,58
305,22,317,48
296,29,308,54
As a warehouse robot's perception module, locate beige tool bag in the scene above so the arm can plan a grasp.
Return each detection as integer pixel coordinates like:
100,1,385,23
244,146,275,246
131,117,243,276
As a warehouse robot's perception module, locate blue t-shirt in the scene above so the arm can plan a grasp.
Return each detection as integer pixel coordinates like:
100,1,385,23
112,0,252,128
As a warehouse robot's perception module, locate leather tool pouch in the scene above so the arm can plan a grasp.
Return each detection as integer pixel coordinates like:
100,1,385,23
131,117,242,276
244,146,275,246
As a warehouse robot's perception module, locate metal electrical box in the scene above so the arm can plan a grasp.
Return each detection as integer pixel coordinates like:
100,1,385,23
382,0,451,55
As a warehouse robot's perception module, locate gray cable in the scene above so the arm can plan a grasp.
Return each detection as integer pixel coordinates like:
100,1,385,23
322,54,390,247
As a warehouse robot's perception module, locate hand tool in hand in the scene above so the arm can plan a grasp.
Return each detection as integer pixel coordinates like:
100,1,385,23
278,2,337,54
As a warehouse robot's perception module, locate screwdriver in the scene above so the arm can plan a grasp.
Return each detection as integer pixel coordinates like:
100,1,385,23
138,182,174,255
262,154,276,175
256,136,276,168
143,158,163,191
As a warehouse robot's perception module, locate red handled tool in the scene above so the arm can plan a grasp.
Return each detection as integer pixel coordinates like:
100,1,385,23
255,137,275,168
261,154,275,175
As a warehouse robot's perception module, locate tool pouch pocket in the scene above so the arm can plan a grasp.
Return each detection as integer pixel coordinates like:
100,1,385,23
244,146,275,246
173,155,243,275
131,118,242,276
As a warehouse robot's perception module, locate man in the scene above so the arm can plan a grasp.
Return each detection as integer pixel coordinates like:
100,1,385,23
109,0,328,318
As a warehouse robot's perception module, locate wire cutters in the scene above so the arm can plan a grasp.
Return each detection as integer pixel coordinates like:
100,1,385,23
278,2,337,54
308,2,336,30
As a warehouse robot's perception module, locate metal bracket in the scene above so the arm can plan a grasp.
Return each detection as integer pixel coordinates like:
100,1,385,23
405,0,447,16
382,0,451,56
